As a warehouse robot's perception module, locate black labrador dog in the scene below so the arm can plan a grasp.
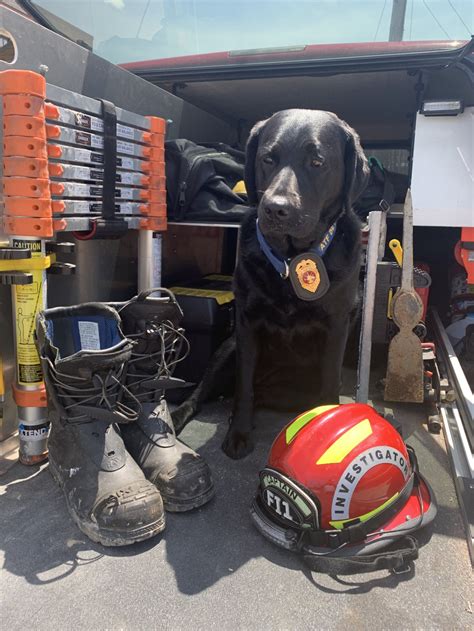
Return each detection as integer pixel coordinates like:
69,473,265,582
173,109,369,459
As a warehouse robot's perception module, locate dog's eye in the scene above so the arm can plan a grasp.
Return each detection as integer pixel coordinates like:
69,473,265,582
311,158,323,167
262,155,274,165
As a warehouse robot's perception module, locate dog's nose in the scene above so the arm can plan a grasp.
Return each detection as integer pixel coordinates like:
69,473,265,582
264,199,290,220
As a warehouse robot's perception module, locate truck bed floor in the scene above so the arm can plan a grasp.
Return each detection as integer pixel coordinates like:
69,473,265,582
1,393,472,630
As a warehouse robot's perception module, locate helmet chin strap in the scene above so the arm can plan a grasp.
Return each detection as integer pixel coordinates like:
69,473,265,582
300,484,424,575
300,470,424,556
300,466,427,575
302,535,420,575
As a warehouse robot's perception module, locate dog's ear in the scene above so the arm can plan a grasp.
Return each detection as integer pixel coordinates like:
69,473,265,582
244,119,268,206
343,124,370,213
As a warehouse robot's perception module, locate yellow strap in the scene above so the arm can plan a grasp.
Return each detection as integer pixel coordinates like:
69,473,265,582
316,418,373,465
0,253,54,272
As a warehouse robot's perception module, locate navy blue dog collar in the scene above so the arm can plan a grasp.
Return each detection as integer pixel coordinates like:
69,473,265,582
256,220,337,301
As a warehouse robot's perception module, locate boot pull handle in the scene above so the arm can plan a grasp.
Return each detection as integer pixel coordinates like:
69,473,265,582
135,288,179,305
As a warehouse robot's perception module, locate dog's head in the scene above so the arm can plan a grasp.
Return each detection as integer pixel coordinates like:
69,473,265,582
245,109,369,242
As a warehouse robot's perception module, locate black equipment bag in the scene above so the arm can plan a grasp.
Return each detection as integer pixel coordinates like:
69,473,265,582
165,139,251,222
353,157,397,219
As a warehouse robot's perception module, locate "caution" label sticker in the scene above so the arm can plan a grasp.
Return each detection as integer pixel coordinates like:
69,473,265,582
12,239,45,386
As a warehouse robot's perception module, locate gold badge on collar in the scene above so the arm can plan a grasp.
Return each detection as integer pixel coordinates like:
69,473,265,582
289,253,330,301
295,258,320,293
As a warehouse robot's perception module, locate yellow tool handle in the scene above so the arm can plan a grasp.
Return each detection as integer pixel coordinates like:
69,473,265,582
0,354,5,401
0,253,54,273
387,288,394,319
389,239,404,267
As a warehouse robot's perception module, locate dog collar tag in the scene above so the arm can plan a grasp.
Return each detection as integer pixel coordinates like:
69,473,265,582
288,253,330,301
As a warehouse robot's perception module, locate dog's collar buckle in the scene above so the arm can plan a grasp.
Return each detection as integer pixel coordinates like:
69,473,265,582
280,261,290,279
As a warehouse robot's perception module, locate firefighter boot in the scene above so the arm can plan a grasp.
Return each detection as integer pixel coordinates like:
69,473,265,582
117,289,215,511
36,304,165,546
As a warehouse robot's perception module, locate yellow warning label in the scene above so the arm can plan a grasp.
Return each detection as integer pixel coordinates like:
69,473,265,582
12,239,45,386
169,287,234,306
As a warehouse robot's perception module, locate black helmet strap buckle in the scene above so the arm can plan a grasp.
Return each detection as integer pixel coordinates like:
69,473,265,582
302,534,419,575
303,470,416,549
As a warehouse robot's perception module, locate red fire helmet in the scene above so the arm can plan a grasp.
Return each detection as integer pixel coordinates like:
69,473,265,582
251,403,436,571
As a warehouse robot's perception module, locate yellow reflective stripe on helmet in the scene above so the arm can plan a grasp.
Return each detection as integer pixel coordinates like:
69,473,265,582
316,418,373,465
285,405,339,444
329,491,399,530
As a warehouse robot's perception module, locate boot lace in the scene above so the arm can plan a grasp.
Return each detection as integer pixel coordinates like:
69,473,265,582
124,319,190,401
46,358,140,424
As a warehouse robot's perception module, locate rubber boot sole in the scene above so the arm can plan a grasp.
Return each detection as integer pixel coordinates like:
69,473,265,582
163,482,215,512
49,459,166,546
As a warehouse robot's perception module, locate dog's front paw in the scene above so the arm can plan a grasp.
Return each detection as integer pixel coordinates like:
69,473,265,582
222,427,254,459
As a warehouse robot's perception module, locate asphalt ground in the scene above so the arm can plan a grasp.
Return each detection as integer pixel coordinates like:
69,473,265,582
1,393,473,630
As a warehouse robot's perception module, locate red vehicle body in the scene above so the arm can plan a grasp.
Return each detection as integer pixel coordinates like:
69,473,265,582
122,39,467,75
